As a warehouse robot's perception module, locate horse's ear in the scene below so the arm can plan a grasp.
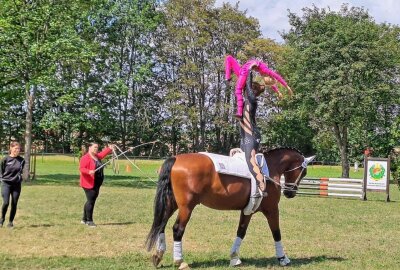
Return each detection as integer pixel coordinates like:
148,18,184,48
304,155,316,166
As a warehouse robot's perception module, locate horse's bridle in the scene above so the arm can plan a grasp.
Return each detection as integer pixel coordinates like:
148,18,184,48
280,157,308,192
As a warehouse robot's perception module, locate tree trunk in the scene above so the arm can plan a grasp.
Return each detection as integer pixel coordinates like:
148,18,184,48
333,123,350,178
23,84,36,181
199,63,206,151
215,72,222,152
7,111,12,145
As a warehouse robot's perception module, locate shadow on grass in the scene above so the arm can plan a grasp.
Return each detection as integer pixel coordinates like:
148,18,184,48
29,174,157,189
0,253,346,269
99,221,135,226
189,255,345,268
289,255,345,266
28,224,54,228
0,252,151,269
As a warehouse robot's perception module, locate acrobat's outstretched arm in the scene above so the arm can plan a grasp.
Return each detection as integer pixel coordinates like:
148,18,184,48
257,62,293,97
271,85,283,99
257,63,288,88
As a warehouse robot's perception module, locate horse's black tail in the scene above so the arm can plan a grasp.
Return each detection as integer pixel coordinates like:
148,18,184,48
145,157,177,251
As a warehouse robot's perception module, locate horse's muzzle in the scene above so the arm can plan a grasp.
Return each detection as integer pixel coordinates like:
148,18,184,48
283,189,297,199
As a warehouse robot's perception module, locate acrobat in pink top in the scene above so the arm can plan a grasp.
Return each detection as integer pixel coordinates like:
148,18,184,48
225,55,290,117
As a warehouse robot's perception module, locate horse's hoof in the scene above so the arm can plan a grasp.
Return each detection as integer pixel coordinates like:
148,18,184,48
178,262,190,270
229,257,242,267
277,255,291,266
230,252,242,267
174,259,183,266
151,250,164,267
174,260,190,270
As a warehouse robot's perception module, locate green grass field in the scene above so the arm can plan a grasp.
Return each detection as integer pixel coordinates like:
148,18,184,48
0,155,399,269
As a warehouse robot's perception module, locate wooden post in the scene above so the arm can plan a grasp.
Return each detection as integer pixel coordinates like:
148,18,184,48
362,155,367,201
386,156,391,202
30,145,37,181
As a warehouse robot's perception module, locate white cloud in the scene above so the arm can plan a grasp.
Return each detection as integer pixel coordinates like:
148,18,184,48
215,0,400,42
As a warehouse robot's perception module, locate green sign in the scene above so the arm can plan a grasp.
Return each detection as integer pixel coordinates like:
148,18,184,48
369,163,386,180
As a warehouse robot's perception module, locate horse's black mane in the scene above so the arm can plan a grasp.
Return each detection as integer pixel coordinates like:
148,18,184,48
263,147,304,157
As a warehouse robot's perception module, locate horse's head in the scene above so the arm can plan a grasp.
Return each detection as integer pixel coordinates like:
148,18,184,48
264,148,315,198
282,155,316,198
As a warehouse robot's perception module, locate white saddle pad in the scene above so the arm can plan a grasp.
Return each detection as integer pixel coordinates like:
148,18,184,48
199,152,251,179
199,151,262,215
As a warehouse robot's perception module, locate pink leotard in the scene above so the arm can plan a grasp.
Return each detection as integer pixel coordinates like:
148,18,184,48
225,55,289,116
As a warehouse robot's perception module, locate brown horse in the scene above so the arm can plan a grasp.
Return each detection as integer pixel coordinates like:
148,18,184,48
146,148,315,269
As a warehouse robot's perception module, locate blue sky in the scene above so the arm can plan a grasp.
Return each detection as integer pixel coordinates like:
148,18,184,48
214,0,400,42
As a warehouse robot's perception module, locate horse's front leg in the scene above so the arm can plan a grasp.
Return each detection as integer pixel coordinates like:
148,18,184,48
263,206,291,266
229,211,253,267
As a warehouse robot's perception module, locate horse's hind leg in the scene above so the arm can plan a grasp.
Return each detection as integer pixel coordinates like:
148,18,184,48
152,202,177,267
230,211,253,267
172,205,194,270
262,207,291,266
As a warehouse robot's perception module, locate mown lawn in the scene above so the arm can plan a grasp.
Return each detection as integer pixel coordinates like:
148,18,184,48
0,156,399,269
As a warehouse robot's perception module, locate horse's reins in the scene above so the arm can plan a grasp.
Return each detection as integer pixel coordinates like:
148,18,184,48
264,157,308,192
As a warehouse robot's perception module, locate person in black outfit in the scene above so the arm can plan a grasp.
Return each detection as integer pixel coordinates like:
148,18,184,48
0,141,25,228
239,72,286,197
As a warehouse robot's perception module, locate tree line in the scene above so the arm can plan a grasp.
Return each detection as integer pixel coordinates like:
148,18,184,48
1,0,399,179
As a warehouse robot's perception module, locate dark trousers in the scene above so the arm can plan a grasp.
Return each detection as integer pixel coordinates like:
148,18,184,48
82,185,101,222
1,181,22,222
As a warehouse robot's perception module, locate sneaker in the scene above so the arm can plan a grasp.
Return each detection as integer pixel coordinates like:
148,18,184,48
80,220,87,225
0,218,4,227
7,222,13,228
86,221,96,227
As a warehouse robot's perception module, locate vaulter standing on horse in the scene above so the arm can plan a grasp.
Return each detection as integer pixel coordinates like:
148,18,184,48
225,55,293,119
226,56,293,196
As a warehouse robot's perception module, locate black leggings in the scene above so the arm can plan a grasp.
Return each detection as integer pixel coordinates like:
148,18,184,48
82,185,101,222
1,182,22,222
239,72,264,191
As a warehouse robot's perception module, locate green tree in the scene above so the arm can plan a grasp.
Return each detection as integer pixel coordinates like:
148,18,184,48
93,0,162,149
283,4,400,177
156,0,260,153
0,91,25,150
38,0,163,154
0,0,95,179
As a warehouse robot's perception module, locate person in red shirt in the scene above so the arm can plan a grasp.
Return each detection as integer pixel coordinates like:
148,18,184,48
79,142,114,227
